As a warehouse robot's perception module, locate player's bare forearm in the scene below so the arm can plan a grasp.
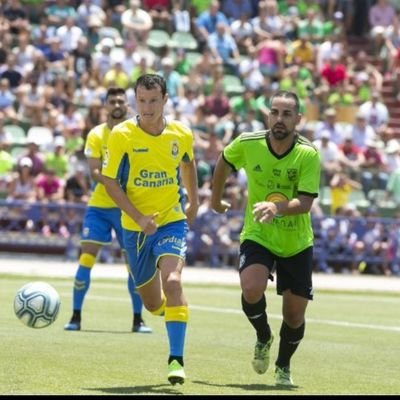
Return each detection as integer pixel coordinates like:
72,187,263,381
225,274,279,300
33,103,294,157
253,195,315,223
180,160,199,225
87,158,104,184
211,154,232,213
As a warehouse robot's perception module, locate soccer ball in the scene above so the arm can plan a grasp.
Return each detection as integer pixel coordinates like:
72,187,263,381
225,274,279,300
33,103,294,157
13,281,61,328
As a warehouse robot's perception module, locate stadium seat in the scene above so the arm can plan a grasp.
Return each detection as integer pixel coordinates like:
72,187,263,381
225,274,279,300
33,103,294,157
348,189,367,203
185,51,202,67
4,125,26,146
146,29,171,52
169,31,198,51
377,201,398,218
222,74,245,97
98,26,123,47
367,189,387,205
10,145,27,160
26,126,53,151
318,185,332,214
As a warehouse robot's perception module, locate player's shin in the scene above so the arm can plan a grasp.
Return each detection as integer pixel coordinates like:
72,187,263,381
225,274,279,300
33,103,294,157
165,305,189,366
276,320,305,369
241,293,271,342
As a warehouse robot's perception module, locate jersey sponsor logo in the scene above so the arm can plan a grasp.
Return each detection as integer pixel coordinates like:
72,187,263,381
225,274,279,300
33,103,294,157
84,148,92,157
266,192,287,218
158,236,183,247
272,218,298,230
266,192,287,203
132,148,149,152
133,169,174,187
82,227,90,237
287,169,298,181
253,164,262,172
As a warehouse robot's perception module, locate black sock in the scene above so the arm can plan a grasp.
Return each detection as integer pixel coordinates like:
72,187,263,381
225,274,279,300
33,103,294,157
241,294,271,343
168,356,184,366
276,321,305,369
71,310,81,322
133,313,143,326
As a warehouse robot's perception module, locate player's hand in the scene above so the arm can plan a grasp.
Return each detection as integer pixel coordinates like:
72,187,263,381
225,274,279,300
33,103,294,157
253,201,277,223
185,202,199,226
138,212,159,235
211,200,231,214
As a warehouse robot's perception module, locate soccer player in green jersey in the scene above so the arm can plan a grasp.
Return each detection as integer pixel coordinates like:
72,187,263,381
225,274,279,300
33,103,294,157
211,90,321,386
102,74,199,385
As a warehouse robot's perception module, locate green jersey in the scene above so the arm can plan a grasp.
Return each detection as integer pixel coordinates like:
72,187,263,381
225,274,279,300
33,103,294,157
223,130,320,257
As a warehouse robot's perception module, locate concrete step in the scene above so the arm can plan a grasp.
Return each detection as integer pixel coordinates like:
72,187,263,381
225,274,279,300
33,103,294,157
388,118,400,128
384,99,399,107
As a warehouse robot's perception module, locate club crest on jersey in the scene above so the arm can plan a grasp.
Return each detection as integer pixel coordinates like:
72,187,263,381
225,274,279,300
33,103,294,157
287,169,297,181
171,141,179,159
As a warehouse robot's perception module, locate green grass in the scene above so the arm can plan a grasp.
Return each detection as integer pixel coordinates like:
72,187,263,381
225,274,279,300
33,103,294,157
1,274,399,395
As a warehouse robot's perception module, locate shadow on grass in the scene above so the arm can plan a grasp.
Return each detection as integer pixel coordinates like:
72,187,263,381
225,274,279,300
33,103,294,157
76,329,133,335
85,384,183,395
192,380,298,392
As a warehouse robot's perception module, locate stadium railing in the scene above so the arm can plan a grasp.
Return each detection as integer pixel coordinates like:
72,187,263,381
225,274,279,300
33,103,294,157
0,200,399,275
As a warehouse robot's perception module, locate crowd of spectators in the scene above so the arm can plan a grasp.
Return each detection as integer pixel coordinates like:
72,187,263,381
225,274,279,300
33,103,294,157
0,0,399,275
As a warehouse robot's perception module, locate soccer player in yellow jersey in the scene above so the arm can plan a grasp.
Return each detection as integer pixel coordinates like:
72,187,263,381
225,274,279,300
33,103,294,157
102,74,199,385
64,87,152,334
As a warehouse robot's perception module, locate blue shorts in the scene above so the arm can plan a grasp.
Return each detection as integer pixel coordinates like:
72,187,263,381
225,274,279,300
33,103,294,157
80,207,123,247
123,220,188,288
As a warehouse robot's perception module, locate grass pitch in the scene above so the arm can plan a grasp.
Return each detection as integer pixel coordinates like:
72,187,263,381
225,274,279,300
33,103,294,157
1,273,399,395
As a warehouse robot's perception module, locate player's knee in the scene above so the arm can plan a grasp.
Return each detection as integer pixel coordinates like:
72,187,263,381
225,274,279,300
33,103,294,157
282,311,305,329
79,253,96,268
280,320,305,343
148,296,166,316
241,283,265,304
162,273,182,298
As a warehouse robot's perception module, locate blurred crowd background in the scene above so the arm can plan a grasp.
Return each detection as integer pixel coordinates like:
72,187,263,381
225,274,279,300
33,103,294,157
0,0,400,276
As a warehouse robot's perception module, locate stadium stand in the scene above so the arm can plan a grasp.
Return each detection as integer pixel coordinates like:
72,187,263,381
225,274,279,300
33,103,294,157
0,0,399,276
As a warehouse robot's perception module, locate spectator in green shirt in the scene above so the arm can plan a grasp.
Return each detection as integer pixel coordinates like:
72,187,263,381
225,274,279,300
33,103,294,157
44,136,69,179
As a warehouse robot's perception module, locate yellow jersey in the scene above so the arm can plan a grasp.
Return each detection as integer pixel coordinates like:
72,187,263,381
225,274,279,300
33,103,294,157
84,123,117,208
102,118,195,231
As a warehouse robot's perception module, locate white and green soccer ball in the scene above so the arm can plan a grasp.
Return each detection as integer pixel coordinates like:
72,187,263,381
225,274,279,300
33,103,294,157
14,282,61,328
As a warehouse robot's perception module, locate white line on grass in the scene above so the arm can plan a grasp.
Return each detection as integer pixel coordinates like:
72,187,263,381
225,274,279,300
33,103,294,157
78,294,400,334
190,305,400,333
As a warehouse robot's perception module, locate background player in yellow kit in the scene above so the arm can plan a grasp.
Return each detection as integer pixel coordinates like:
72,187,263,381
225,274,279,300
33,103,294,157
64,87,152,334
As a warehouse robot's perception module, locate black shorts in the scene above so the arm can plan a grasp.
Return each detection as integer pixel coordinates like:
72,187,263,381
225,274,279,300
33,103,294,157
239,239,314,300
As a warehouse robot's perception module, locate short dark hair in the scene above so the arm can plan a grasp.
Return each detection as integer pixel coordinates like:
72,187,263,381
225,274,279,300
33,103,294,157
105,87,126,99
134,74,167,97
269,90,300,114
